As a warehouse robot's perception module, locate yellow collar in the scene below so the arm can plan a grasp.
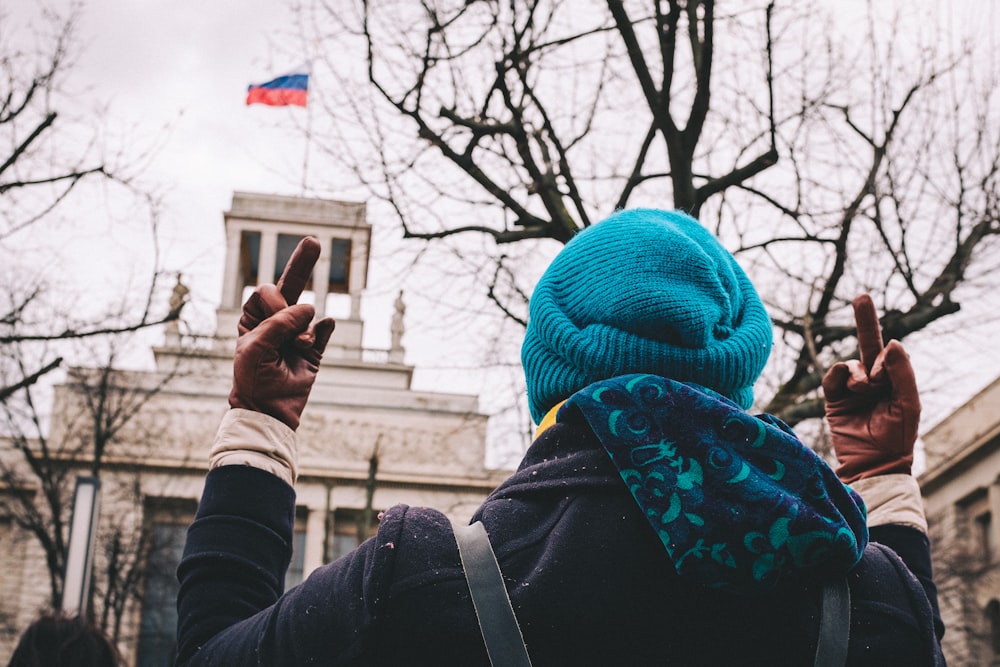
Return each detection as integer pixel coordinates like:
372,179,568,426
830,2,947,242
533,400,567,440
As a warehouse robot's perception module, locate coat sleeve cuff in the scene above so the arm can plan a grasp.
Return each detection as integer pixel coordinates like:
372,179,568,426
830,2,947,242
209,408,298,485
849,474,927,533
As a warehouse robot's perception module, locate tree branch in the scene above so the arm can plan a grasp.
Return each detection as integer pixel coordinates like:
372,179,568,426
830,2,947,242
0,310,179,344
0,357,63,403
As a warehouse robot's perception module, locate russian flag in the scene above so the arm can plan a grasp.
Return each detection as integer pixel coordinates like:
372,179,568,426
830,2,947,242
246,64,309,107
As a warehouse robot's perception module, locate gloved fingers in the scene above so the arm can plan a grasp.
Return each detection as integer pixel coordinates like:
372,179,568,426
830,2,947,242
251,303,316,347
880,340,921,413
844,358,887,395
851,294,884,374
277,237,321,306
312,317,336,355
292,317,336,363
240,285,289,333
824,356,889,410
240,236,321,333
292,332,316,350
821,361,852,402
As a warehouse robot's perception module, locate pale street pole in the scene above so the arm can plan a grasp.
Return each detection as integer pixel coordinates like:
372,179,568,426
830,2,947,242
61,476,101,617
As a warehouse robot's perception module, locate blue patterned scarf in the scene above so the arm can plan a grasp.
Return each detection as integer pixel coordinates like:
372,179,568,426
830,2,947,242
560,374,868,594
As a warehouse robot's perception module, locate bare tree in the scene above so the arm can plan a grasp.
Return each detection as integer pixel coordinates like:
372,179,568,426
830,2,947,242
0,5,106,240
0,4,183,402
295,0,999,434
737,3,1000,425
0,340,181,624
0,3,192,642
97,488,151,645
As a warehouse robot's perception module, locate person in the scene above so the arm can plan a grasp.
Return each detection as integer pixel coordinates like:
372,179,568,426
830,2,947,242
7,611,122,667
176,209,944,665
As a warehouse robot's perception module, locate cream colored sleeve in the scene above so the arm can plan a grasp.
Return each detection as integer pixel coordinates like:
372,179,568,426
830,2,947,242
208,408,298,486
849,474,927,533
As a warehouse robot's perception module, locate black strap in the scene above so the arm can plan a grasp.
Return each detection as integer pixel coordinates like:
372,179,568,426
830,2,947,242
814,577,851,667
455,518,845,667
453,522,532,667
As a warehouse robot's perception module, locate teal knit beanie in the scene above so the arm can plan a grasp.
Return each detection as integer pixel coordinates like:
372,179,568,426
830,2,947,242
521,209,773,423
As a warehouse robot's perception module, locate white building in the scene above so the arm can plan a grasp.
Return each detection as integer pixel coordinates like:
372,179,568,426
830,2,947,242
0,192,506,664
921,376,1000,666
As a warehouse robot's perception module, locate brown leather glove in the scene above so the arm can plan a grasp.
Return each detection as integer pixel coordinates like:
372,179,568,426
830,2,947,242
229,237,336,430
821,294,921,484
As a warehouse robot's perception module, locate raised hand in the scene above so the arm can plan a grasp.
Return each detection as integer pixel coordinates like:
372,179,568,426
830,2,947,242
229,237,336,430
821,294,921,483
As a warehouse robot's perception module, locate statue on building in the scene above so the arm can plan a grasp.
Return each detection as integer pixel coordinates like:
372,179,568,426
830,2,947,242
169,273,190,318
389,290,406,363
165,273,190,341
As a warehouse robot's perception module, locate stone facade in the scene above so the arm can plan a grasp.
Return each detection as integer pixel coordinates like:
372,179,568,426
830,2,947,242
921,375,1000,666
0,193,507,664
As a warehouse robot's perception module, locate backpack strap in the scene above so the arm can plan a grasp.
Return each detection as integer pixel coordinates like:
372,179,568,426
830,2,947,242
814,577,851,667
453,521,532,667
455,519,847,667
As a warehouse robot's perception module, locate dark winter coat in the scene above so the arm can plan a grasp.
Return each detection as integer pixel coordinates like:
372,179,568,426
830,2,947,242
177,379,944,666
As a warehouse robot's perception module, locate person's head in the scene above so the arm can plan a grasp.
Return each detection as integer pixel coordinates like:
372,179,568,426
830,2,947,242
521,208,772,423
7,612,122,667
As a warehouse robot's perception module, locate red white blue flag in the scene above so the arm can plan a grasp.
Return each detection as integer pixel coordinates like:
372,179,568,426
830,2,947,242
246,64,309,107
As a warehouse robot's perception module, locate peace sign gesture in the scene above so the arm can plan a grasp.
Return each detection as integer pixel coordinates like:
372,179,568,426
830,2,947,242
822,295,921,483
229,237,336,430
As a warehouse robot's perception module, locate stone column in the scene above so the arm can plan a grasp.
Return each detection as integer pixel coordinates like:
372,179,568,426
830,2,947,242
348,233,367,320
312,235,332,319
302,505,328,578
220,225,243,309
258,231,278,287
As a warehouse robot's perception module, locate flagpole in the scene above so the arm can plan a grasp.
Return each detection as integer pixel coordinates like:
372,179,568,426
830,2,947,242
302,94,312,195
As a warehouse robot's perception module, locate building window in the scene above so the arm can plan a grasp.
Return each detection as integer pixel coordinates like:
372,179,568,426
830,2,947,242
136,503,306,666
977,511,996,563
273,233,354,292
238,230,261,289
274,234,312,285
328,238,351,293
285,512,308,590
987,599,1000,657
329,508,378,562
136,521,187,667
238,232,352,306
956,488,998,566
961,490,996,565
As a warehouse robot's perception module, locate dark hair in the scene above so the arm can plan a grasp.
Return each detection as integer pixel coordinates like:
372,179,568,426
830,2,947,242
7,612,122,667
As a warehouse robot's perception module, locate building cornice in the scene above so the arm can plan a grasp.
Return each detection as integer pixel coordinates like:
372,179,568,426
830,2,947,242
919,424,1000,494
